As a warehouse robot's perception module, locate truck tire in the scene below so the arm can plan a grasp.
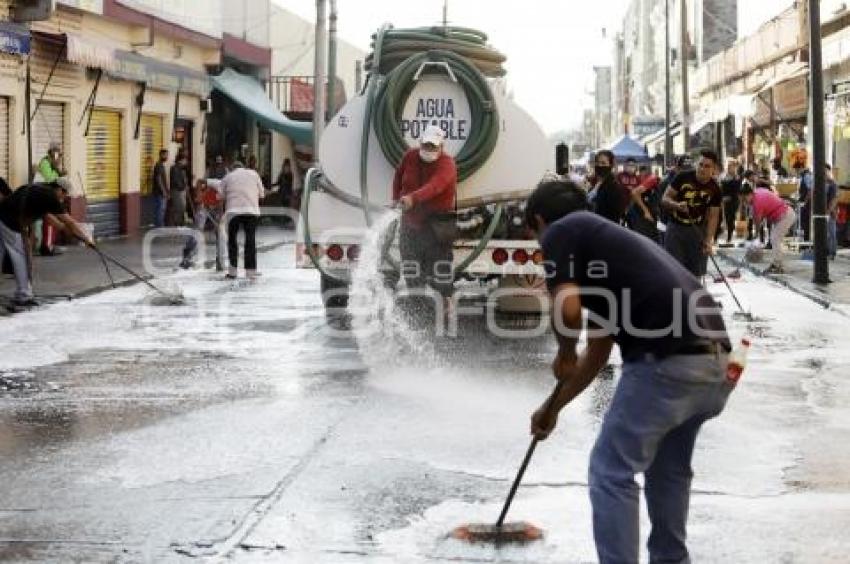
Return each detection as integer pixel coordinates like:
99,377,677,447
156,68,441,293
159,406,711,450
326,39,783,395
320,273,349,310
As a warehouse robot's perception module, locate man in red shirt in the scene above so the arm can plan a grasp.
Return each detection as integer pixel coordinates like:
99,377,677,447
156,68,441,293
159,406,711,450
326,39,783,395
393,125,457,299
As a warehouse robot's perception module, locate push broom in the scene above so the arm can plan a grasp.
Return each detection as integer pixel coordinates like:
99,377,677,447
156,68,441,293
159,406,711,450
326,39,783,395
450,381,565,544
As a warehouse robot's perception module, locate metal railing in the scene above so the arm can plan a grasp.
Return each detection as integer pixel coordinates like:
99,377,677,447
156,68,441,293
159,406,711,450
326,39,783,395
266,75,345,117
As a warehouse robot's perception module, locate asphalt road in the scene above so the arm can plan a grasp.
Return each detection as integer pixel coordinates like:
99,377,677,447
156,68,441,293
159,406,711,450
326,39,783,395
1,245,849,563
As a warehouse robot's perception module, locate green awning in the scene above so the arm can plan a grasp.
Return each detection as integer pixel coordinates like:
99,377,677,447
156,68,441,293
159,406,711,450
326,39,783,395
211,68,313,146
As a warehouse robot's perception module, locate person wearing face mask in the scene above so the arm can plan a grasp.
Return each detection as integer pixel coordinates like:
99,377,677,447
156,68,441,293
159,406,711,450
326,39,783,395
392,125,458,301
35,142,73,256
590,150,626,224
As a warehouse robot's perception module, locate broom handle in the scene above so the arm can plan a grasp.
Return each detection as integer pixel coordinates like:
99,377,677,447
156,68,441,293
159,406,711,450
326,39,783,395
683,208,748,316
708,254,746,314
90,245,169,297
496,381,565,527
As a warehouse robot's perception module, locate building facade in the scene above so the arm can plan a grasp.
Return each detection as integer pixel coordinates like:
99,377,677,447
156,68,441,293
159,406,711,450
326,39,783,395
0,0,219,237
609,0,737,155
267,4,366,189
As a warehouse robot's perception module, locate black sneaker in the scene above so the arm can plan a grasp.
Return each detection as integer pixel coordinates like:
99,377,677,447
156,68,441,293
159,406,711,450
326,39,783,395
12,297,40,308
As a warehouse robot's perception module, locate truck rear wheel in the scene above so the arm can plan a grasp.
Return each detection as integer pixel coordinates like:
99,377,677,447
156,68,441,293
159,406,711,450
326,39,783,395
320,273,350,310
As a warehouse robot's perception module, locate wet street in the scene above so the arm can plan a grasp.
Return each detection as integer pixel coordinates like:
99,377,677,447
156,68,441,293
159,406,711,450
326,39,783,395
1,244,850,563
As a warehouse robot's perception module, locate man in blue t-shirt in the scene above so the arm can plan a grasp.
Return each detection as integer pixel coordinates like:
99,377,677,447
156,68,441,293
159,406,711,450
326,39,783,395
525,178,732,564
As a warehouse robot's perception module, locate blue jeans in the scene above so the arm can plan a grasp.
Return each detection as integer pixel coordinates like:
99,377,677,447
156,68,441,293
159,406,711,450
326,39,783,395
589,352,731,564
154,194,167,228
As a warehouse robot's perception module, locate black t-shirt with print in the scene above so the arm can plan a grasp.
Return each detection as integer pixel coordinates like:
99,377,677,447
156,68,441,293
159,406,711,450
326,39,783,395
0,183,65,233
542,211,729,361
669,170,722,225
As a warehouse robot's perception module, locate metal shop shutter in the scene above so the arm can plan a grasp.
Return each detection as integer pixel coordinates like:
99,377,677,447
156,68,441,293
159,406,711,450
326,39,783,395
32,101,64,171
0,97,8,183
139,114,164,195
85,110,121,202
86,110,122,237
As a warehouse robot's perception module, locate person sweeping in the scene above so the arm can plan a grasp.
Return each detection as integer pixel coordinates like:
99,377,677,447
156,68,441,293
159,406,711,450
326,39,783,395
739,183,796,274
0,182,94,307
525,179,732,563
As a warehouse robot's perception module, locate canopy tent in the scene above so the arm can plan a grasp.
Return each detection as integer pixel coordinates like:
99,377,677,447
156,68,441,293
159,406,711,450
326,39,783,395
606,134,651,163
211,68,313,146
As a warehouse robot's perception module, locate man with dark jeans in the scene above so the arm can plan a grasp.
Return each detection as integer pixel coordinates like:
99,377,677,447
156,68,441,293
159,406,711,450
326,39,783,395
525,179,732,564
221,162,266,279
719,158,742,243
662,150,722,278
152,149,169,227
393,125,457,302
169,154,189,226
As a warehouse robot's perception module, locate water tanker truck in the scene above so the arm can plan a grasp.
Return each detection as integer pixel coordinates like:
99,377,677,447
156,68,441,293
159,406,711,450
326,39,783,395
296,25,554,317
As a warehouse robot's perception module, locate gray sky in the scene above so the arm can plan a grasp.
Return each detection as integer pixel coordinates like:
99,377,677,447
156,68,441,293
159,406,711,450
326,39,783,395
273,0,794,134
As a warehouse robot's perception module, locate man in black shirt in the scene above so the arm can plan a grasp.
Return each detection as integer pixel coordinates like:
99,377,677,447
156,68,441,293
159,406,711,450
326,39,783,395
152,149,169,228
719,158,742,244
525,179,731,564
661,150,722,278
0,183,94,307
169,153,189,226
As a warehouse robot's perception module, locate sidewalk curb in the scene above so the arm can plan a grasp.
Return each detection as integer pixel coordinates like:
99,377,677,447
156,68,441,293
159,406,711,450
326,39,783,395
716,249,845,314
57,240,290,301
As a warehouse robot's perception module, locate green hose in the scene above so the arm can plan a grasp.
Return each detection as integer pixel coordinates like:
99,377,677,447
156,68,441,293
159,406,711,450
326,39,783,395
372,49,499,182
365,26,507,77
301,168,350,284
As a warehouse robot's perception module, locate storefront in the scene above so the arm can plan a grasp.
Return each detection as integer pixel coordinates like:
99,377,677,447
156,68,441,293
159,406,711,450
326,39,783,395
139,113,165,227
209,67,312,185
85,109,122,237
828,80,850,185
748,67,809,175
0,21,29,185
107,49,210,230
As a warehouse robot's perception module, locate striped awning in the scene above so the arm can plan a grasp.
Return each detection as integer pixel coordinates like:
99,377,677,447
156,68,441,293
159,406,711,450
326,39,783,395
65,33,118,70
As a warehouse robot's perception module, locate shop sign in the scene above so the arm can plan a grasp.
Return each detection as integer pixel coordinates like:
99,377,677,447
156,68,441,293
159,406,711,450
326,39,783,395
110,50,210,97
400,77,471,157
0,22,30,56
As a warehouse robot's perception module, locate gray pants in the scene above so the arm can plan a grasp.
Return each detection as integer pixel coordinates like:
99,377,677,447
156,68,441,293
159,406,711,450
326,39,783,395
664,222,708,278
0,220,33,301
589,352,731,564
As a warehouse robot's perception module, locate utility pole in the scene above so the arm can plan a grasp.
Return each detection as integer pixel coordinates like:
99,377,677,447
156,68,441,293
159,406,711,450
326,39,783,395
680,0,690,155
443,0,448,28
327,0,338,122
312,0,328,158
664,0,673,166
809,0,830,284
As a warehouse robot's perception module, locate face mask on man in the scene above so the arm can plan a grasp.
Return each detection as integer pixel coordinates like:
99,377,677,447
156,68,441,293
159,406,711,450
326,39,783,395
420,149,440,163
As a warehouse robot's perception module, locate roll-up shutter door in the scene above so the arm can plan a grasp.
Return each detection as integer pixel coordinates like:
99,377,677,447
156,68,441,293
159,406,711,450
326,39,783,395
0,97,9,183
32,101,64,176
86,110,122,237
139,114,164,226
140,114,164,195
